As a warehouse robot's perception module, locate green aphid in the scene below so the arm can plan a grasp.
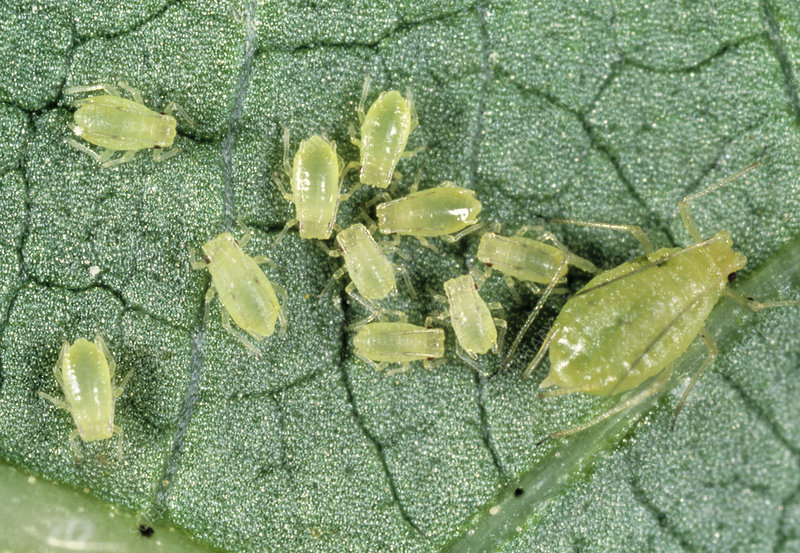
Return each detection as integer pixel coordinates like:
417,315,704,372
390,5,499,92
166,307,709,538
192,230,287,354
37,334,130,461
353,322,445,375
65,80,192,168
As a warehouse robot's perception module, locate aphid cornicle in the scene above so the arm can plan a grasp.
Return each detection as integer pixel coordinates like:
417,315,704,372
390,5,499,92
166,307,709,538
525,159,799,440
37,334,129,461
272,129,355,243
427,273,506,370
375,181,483,251
64,81,191,168
474,224,599,367
321,223,413,324
192,229,287,353
353,322,445,375
349,76,421,188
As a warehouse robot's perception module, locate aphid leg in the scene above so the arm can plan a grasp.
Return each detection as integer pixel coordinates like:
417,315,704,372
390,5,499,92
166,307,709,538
343,160,361,177
515,225,598,274
442,222,484,243
671,328,717,430
318,265,347,298
414,236,439,254
162,102,197,127
400,145,426,160
153,146,181,163
355,350,382,371
386,363,410,376
456,348,485,374
422,358,445,371
343,283,381,328
220,308,259,355
280,125,293,176
349,123,362,149
505,257,569,370
504,275,521,302
272,282,289,339
115,81,144,104
549,218,654,254
114,370,134,400
363,192,393,210
339,181,363,202
235,222,253,248
252,254,278,271
522,324,560,379
68,429,84,462
723,288,800,311
407,88,419,132
203,282,217,327
101,149,136,168
492,317,508,356
544,366,673,442
65,138,104,164
270,219,298,251
679,158,763,244
54,341,68,387
394,264,417,299
37,390,68,411
64,82,122,97
380,236,411,261
112,424,124,461
272,173,293,202
356,75,371,124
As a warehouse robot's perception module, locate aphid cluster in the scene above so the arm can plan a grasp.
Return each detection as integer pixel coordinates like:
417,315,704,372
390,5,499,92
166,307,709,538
38,77,798,462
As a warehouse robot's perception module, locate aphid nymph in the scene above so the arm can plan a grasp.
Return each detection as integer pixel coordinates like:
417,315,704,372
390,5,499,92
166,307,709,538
192,228,287,353
525,159,799,441
353,321,445,375
349,76,422,188
65,80,192,168
37,334,129,461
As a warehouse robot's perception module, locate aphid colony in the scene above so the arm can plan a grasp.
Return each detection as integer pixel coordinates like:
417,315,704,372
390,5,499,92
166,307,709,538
41,79,798,460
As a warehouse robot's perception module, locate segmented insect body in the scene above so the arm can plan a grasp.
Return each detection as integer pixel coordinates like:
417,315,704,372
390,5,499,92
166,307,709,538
193,231,286,352
527,159,799,440
337,223,396,301
444,275,498,357
537,234,743,393
65,81,187,167
351,78,418,188
353,322,445,373
37,334,127,460
376,183,482,238
274,132,346,240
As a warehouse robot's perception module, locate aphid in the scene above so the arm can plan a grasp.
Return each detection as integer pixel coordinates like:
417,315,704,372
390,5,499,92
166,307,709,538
353,322,445,375
37,334,130,461
321,223,412,324
64,80,192,168
272,129,356,243
428,273,506,370
526,159,799,440
191,229,287,353
475,224,600,367
349,76,422,188
375,181,483,251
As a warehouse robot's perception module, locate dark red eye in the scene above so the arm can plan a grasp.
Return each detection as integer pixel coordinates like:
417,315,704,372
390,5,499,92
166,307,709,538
204,255,210,264
485,263,493,267
727,272,737,283
153,145,161,149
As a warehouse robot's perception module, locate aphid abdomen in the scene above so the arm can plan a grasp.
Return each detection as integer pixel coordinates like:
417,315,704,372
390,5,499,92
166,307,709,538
354,322,445,362
359,91,414,188
476,233,565,284
292,135,341,239
445,275,496,355
543,233,745,395
61,339,114,442
203,233,282,339
337,224,396,301
376,186,482,236
74,97,175,151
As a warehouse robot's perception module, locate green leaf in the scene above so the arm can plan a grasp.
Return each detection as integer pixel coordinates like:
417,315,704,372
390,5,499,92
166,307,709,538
1,1,799,552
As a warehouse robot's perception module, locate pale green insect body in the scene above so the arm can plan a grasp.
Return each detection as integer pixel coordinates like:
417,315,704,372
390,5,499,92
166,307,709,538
198,232,286,349
337,223,396,301
283,134,345,240
477,233,569,284
65,82,187,168
444,275,497,357
353,322,445,371
539,232,745,394
37,334,127,460
74,95,176,152
376,184,482,237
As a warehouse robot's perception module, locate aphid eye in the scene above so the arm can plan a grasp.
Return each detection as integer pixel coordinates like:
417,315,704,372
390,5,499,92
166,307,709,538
138,525,154,538
474,283,478,291
514,487,524,497
203,255,211,264
728,272,738,283
153,145,161,149
485,263,493,268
